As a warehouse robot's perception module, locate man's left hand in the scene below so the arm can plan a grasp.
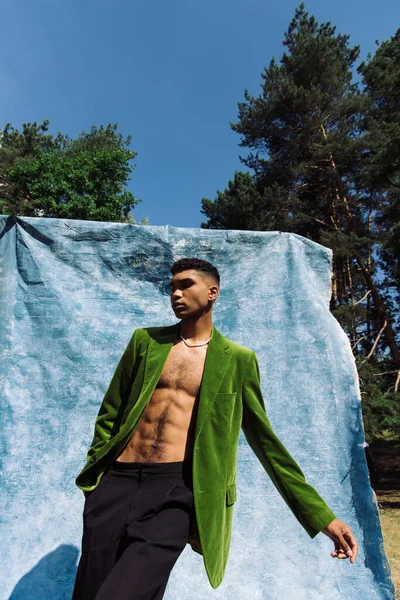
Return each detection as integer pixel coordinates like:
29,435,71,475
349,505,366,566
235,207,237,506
321,518,358,564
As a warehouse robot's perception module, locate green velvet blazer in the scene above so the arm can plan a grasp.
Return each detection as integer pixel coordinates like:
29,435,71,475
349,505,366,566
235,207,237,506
75,322,337,589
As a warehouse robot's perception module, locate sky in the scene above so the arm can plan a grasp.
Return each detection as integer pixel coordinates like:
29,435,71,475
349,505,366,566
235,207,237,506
1,0,399,228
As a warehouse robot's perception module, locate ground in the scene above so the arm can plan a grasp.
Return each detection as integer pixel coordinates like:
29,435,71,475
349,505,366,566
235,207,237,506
370,440,400,599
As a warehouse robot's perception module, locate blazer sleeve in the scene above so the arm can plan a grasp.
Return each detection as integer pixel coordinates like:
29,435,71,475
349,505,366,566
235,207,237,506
85,328,140,461
241,350,337,538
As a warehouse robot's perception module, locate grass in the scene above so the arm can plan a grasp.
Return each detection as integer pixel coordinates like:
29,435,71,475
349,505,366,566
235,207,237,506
379,508,399,599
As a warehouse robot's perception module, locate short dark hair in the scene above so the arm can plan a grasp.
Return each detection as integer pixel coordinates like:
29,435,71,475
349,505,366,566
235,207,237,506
170,257,220,288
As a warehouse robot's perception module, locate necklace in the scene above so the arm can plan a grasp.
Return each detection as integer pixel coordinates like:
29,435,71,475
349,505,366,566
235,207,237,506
179,333,212,347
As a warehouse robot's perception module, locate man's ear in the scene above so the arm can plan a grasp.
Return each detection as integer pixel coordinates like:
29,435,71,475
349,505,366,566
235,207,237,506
209,285,219,301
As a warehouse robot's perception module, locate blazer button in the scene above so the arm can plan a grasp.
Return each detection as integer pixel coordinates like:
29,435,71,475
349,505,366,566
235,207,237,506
90,457,96,463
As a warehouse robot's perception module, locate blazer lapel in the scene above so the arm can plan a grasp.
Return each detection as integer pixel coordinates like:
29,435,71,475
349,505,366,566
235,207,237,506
141,321,231,444
142,323,180,384
193,325,231,443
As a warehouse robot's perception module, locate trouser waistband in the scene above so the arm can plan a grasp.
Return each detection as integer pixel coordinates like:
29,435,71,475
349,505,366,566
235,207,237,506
110,460,192,476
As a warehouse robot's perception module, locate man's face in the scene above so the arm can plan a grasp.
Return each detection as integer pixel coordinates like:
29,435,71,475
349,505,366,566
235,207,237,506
169,269,218,318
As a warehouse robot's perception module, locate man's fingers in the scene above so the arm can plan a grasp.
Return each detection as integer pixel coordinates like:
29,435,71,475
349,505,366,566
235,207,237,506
331,544,348,559
338,533,352,556
325,520,358,563
343,530,358,563
332,530,358,563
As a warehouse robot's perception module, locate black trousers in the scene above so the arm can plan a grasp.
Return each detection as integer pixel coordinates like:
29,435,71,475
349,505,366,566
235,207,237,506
72,460,195,600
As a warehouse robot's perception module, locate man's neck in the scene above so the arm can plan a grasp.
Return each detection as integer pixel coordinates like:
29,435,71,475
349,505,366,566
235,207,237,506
178,317,213,344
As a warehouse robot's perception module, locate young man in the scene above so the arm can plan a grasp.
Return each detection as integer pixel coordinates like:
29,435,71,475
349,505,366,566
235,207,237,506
72,257,358,599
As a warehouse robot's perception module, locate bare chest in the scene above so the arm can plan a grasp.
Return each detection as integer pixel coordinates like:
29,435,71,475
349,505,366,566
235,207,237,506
156,343,208,398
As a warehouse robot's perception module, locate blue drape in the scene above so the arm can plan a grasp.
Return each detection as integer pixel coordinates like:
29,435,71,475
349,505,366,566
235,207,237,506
0,216,395,600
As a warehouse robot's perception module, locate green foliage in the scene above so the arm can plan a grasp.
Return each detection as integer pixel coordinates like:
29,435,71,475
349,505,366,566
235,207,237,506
356,359,400,442
0,121,144,223
358,30,400,312
201,172,264,230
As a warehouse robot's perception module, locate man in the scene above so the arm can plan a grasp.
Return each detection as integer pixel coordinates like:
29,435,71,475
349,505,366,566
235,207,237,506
72,257,358,599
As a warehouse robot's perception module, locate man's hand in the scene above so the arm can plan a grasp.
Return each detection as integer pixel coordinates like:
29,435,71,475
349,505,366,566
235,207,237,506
321,518,358,564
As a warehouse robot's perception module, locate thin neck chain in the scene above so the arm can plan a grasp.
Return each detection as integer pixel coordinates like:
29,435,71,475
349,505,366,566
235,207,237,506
179,332,212,347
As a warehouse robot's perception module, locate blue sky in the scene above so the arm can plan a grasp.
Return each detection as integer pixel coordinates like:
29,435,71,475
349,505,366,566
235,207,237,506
1,0,399,228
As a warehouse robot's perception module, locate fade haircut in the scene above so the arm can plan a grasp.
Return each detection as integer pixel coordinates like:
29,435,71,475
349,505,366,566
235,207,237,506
170,257,220,288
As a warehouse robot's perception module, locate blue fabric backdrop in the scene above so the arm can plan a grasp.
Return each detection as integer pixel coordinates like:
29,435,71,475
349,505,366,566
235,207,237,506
0,215,395,599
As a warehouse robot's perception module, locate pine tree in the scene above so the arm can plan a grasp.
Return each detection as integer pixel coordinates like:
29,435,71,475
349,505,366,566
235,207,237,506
201,3,400,375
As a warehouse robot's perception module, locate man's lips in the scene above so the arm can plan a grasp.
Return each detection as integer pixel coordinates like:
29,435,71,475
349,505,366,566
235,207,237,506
172,303,185,309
